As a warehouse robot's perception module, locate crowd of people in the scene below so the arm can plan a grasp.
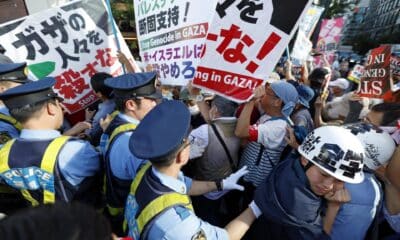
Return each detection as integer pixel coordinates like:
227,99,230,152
0,49,398,240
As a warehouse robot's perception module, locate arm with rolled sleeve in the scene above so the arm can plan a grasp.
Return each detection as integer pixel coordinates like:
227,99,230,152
235,100,256,139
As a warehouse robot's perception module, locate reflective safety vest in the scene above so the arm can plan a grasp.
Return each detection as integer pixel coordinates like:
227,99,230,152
124,163,194,239
0,136,70,206
0,113,22,130
104,116,138,218
0,113,22,144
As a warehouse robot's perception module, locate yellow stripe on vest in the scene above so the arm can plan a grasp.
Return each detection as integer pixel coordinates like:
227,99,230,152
123,163,152,232
110,110,119,118
136,192,194,234
0,136,70,205
0,113,22,131
108,123,137,146
0,140,40,205
0,139,15,173
126,163,194,235
104,123,137,216
41,136,70,204
130,162,151,194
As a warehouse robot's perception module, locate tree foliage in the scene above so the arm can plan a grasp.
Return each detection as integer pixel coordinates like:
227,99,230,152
324,0,353,18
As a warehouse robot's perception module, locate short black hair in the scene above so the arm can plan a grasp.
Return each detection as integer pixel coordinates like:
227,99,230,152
308,67,329,89
90,72,113,99
371,102,400,126
0,202,113,240
151,141,188,168
9,98,57,124
114,95,141,112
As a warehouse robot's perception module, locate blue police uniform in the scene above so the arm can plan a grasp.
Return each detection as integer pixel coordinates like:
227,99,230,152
103,72,161,235
125,100,229,240
0,63,30,146
107,113,144,180
103,112,145,210
0,77,102,207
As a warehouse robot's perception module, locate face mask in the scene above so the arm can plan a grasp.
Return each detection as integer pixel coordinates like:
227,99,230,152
188,105,200,115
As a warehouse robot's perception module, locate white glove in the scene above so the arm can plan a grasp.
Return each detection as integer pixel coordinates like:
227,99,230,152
189,143,205,159
222,166,248,191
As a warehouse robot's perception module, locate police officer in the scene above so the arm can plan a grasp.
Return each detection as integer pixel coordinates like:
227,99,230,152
125,100,258,240
0,62,30,145
102,72,161,235
0,77,102,207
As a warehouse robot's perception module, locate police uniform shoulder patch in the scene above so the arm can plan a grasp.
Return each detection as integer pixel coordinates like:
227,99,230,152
0,131,12,144
191,229,207,240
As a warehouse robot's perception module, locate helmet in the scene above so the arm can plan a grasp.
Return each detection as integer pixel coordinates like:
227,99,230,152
343,122,396,170
298,126,365,184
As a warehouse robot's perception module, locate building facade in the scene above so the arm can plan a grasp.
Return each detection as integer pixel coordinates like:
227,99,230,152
362,0,400,40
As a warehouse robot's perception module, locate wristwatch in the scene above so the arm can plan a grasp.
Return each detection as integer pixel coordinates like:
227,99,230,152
215,180,223,191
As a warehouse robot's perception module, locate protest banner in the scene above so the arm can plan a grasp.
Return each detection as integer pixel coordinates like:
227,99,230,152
193,0,312,102
347,64,365,84
317,17,344,53
357,45,391,99
0,0,133,114
134,0,216,86
291,5,324,62
298,5,324,38
315,17,344,66
291,30,313,62
390,54,400,92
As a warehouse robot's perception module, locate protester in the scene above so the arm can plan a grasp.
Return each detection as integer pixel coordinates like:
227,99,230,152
188,95,240,226
252,126,365,239
362,103,400,237
235,81,298,193
320,78,353,121
85,72,116,146
330,122,396,240
290,82,315,134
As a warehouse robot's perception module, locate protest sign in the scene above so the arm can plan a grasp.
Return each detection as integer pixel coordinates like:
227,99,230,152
347,64,364,84
291,30,313,61
317,17,344,53
390,54,400,92
357,45,391,99
298,5,324,38
315,17,344,66
193,0,312,102
0,0,133,113
134,0,216,86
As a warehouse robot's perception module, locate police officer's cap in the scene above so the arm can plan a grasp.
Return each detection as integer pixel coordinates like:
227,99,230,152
129,100,191,162
0,77,62,109
105,72,161,99
0,62,29,83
